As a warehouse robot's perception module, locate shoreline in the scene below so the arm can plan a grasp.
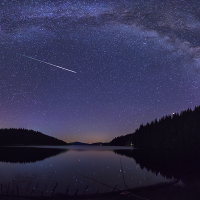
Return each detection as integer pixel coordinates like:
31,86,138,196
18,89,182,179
0,179,180,200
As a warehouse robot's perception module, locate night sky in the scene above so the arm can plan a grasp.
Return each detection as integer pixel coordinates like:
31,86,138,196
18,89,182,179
1,0,200,143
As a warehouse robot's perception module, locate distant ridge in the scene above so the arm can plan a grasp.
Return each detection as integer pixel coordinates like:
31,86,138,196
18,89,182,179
110,106,200,152
68,142,109,146
90,142,110,146
0,128,67,146
68,142,89,146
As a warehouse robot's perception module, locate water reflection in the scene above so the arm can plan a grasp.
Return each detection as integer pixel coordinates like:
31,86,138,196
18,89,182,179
114,149,200,185
0,147,68,163
0,146,170,196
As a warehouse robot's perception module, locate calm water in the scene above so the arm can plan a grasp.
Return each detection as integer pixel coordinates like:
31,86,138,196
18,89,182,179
0,146,170,196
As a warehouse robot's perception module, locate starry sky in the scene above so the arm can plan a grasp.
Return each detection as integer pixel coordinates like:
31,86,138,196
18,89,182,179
1,0,200,143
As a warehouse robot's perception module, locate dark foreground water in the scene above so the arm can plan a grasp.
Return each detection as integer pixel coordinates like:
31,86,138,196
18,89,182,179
0,146,170,196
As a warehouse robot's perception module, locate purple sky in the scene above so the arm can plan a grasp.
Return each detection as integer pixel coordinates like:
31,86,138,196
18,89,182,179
1,0,200,143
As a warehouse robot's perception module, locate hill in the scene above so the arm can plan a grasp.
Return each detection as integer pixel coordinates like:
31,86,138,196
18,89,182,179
68,142,89,145
90,142,110,146
110,106,200,152
0,128,67,146
68,142,110,146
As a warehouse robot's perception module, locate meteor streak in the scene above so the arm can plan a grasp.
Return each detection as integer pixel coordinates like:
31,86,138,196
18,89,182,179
17,53,77,73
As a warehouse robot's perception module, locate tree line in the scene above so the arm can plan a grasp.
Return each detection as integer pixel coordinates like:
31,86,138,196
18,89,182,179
110,106,200,152
0,128,67,146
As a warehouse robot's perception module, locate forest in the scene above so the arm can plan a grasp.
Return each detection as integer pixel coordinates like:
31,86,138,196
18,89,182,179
0,128,67,146
110,106,200,152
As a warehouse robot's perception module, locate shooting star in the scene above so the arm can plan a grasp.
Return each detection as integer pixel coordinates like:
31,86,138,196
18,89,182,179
17,53,77,73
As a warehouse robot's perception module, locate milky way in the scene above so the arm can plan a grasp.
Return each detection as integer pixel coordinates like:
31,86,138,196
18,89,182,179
1,0,200,143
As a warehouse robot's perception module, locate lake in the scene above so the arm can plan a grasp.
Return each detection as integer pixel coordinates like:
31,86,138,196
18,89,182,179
0,146,171,196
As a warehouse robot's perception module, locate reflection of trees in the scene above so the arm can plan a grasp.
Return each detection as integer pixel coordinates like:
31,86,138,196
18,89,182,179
114,149,200,184
0,147,68,163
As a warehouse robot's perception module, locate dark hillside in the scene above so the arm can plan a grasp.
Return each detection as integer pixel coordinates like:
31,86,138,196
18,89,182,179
0,128,67,146
110,106,200,152
110,133,132,146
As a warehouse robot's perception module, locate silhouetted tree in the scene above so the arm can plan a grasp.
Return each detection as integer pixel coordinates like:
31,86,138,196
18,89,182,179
110,106,200,153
